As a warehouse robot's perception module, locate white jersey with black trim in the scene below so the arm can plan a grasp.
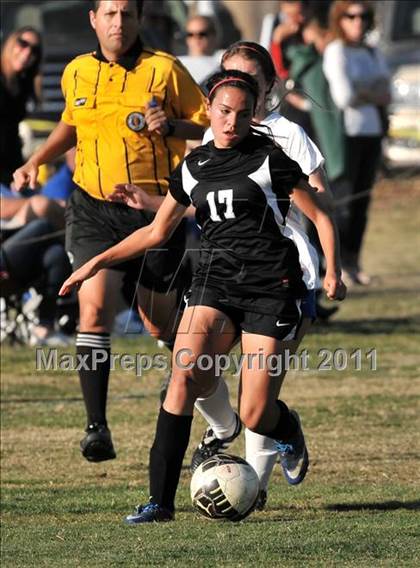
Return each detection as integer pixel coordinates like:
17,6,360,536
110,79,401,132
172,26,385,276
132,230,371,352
203,112,322,290
169,134,308,314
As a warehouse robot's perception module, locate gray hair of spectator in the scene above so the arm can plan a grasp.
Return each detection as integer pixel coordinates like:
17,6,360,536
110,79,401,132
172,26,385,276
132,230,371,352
92,1,144,17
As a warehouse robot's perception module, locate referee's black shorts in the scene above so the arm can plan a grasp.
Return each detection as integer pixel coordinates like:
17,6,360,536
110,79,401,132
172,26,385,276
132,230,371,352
65,186,187,293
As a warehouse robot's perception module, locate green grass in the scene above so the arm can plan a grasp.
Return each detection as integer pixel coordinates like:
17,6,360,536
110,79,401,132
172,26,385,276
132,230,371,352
1,177,420,567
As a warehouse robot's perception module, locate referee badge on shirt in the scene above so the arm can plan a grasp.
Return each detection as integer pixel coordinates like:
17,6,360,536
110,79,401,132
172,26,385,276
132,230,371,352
126,111,146,132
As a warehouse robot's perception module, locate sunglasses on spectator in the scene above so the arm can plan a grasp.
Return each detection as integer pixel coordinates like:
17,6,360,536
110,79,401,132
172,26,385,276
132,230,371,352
17,37,40,54
186,31,210,38
343,12,371,22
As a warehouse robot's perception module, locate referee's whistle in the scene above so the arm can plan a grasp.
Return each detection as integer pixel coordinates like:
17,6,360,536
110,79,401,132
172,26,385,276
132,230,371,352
148,97,159,108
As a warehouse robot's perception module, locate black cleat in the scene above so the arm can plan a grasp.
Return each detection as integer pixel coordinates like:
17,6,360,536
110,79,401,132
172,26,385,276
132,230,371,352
80,423,116,463
254,489,268,511
190,413,242,472
316,303,339,322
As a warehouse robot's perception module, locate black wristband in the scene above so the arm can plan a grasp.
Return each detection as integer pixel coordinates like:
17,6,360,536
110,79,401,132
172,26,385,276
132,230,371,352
165,119,175,137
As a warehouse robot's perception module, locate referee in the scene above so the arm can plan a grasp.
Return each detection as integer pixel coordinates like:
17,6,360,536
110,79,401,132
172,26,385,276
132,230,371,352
14,0,208,462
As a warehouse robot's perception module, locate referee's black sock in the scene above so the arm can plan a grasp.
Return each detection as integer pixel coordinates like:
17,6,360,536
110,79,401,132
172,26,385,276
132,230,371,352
149,407,193,511
76,332,111,427
265,400,298,442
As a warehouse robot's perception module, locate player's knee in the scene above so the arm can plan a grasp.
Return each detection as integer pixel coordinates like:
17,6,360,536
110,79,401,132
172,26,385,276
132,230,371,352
170,368,212,399
79,302,112,331
169,370,199,404
239,404,266,433
143,322,175,343
155,328,176,343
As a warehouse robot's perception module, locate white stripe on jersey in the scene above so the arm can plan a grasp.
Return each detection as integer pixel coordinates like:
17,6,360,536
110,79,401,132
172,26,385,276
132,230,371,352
248,155,286,232
283,214,320,290
181,161,199,198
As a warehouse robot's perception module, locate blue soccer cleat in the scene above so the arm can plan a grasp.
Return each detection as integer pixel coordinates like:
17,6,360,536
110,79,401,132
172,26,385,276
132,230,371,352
276,410,309,485
124,502,174,524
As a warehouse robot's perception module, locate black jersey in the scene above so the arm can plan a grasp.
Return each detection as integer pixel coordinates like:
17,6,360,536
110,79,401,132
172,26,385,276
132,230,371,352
169,134,308,313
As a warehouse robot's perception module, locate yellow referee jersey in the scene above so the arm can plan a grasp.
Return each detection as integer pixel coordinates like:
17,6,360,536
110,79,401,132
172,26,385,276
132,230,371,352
61,39,208,199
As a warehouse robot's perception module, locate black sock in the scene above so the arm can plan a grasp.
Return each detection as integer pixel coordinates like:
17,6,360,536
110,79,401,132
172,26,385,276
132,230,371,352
149,407,193,511
76,332,111,427
159,339,175,352
265,400,298,442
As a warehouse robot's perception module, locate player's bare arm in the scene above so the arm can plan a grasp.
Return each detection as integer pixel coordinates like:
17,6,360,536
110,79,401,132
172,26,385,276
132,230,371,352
59,193,186,295
109,184,165,212
110,183,197,217
292,179,346,301
307,166,335,213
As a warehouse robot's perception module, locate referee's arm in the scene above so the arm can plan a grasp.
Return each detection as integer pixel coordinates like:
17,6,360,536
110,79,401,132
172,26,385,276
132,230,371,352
13,121,76,191
144,103,205,140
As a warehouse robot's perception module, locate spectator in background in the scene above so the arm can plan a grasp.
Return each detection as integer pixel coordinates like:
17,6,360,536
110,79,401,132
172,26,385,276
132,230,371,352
185,15,218,56
1,149,76,230
178,15,221,88
188,0,241,49
260,0,307,80
259,1,315,136
0,27,42,187
0,217,72,346
323,0,390,285
289,8,346,182
1,149,77,346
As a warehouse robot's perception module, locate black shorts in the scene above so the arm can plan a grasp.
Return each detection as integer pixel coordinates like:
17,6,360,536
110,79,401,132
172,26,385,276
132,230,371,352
186,284,302,341
65,187,188,293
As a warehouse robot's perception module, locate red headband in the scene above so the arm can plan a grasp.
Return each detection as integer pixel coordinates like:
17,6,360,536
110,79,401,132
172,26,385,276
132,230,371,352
208,77,251,99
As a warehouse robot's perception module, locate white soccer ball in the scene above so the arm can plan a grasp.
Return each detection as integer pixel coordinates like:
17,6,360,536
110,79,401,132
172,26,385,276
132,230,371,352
190,453,260,521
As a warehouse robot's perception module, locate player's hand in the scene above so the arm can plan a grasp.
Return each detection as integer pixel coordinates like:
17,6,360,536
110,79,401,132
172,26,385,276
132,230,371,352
323,272,347,301
59,259,100,296
13,161,39,191
145,102,169,135
110,184,152,210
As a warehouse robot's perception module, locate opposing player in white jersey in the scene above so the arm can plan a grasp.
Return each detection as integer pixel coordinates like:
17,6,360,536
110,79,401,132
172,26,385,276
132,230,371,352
192,41,335,509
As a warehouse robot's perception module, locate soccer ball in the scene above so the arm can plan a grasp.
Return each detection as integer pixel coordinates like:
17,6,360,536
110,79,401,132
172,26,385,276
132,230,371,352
190,454,260,521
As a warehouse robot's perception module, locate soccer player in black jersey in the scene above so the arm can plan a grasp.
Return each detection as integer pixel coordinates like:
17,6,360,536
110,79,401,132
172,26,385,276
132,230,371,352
60,69,346,523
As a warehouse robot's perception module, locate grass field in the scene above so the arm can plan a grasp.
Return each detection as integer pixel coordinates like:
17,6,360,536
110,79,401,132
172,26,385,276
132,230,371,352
1,176,420,567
